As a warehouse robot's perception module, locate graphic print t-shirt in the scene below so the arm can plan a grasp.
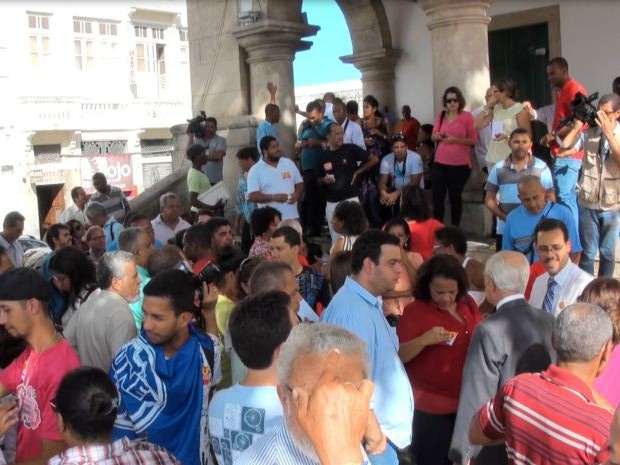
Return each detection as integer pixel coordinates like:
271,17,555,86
0,340,80,461
208,384,283,465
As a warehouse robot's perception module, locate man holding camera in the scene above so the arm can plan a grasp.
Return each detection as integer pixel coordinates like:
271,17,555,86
542,57,587,222
187,115,227,184
563,93,620,277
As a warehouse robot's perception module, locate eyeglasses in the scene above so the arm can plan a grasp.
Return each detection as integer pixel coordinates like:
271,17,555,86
50,399,57,411
445,99,459,104
537,245,565,254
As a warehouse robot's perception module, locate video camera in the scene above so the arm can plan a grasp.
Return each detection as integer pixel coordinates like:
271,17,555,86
187,110,207,137
558,92,599,128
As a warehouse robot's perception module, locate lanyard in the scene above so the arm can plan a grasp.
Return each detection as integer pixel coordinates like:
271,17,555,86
393,153,408,184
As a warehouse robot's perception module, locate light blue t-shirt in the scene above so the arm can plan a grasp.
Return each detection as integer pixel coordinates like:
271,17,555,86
486,156,553,234
379,150,424,190
208,384,283,465
503,201,582,263
320,277,413,449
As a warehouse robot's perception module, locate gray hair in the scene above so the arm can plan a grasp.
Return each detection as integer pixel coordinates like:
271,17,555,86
249,261,293,295
159,192,178,211
554,303,613,362
278,219,303,238
97,251,135,289
277,323,370,386
118,227,146,254
85,201,107,221
483,251,529,294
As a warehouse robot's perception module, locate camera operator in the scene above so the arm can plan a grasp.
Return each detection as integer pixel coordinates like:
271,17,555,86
187,114,227,184
541,57,587,223
563,93,620,277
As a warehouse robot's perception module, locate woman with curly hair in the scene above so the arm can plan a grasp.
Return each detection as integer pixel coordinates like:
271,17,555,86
398,254,481,465
326,200,368,280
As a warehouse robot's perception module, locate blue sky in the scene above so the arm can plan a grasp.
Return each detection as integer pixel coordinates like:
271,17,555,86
293,0,361,86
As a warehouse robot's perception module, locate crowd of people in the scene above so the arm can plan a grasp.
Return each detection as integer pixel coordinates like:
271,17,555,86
0,55,620,465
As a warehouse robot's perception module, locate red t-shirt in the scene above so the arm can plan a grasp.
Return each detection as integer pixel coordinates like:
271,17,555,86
407,219,443,260
397,296,482,414
0,339,80,461
552,78,587,159
401,117,421,151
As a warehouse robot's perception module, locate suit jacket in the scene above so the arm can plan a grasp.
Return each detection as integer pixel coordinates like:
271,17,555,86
448,298,555,465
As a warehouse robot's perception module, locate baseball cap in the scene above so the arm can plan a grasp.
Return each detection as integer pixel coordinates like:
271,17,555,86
0,267,53,302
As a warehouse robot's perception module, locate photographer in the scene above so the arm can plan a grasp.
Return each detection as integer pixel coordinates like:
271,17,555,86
187,113,227,184
541,57,587,223
563,93,620,277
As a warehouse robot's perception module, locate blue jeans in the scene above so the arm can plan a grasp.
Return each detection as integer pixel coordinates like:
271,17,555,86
578,206,620,276
553,157,581,224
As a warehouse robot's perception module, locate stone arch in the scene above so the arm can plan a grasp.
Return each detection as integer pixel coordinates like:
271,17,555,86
333,0,400,110
335,0,393,53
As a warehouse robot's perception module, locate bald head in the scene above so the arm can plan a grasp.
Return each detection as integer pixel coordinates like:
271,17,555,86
518,175,547,215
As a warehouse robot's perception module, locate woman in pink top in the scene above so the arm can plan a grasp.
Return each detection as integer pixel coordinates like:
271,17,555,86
578,278,620,408
431,86,477,226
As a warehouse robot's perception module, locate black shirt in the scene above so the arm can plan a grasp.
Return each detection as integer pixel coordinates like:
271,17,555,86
317,144,369,202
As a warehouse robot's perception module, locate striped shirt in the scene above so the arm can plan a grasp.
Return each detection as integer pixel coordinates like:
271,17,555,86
486,155,553,234
477,365,612,465
235,420,320,465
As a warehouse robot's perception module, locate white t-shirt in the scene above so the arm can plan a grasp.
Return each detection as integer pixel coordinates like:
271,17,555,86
208,384,283,465
379,150,424,190
246,158,302,220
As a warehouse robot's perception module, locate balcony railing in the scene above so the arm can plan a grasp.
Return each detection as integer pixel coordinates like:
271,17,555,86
17,97,190,131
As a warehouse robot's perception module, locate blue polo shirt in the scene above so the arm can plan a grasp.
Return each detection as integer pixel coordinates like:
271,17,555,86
486,155,553,234
299,117,332,171
503,201,582,263
320,277,413,448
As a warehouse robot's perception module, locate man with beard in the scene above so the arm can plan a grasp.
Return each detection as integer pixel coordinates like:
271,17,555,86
111,269,220,465
529,218,593,317
64,251,140,371
248,136,304,221
317,122,377,244
321,230,414,456
0,268,81,464
485,128,554,250
236,323,392,465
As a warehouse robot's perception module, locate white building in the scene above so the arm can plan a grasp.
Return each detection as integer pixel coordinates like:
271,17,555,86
0,1,190,236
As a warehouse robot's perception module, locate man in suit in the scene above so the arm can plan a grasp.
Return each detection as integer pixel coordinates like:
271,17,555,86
449,251,555,465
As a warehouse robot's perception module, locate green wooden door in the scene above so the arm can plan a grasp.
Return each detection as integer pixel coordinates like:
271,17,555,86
489,23,550,108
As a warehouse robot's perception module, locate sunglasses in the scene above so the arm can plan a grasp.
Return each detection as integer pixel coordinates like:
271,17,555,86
445,99,459,104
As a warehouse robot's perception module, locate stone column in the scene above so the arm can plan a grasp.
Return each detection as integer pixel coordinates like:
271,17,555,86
233,20,318,156
419,0,494,113
341,48,401,112
420,0,494,239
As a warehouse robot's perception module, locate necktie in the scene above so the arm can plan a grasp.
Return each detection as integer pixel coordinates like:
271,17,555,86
543,277,558,315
